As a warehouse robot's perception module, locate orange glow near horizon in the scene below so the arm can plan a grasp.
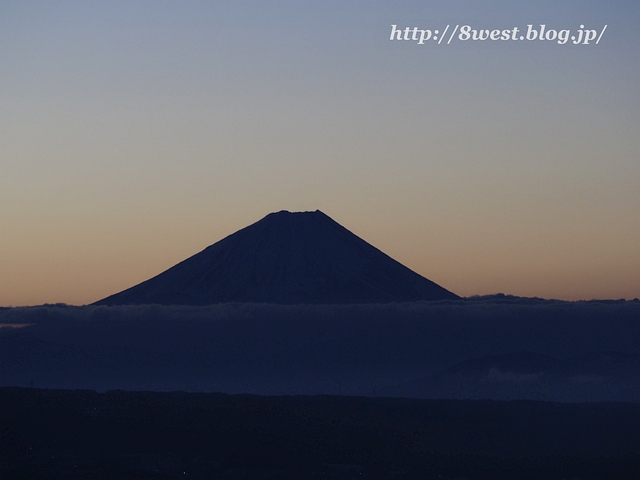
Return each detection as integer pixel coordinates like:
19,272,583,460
1,3,639,306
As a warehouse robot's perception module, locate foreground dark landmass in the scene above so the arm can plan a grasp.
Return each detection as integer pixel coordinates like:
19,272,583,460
1,387,638,479
1,299,638,401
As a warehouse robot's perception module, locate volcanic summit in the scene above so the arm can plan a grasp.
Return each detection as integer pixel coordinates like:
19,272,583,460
95,210,458,305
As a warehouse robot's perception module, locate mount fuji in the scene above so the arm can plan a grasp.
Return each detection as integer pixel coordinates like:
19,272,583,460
95,210,457,305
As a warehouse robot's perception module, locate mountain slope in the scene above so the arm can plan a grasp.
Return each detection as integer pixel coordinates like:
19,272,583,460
95,210,457,305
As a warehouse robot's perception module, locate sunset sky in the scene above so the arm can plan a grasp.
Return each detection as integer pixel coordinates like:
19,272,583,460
2,1,639,306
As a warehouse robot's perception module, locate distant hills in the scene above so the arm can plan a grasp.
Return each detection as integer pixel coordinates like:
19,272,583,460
95,210,458,305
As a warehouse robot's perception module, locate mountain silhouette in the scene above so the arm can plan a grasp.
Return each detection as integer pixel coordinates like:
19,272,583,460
95,210,458,305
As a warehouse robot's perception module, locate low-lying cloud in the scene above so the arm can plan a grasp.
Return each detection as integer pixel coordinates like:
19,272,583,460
0,298,637,400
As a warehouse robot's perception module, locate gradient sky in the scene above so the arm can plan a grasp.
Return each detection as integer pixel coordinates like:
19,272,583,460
1,1,639,306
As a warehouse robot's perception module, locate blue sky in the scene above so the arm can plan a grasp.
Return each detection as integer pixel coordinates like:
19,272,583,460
1,1,639,305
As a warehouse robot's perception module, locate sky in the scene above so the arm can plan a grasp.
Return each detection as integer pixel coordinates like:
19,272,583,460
1,1,639,306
